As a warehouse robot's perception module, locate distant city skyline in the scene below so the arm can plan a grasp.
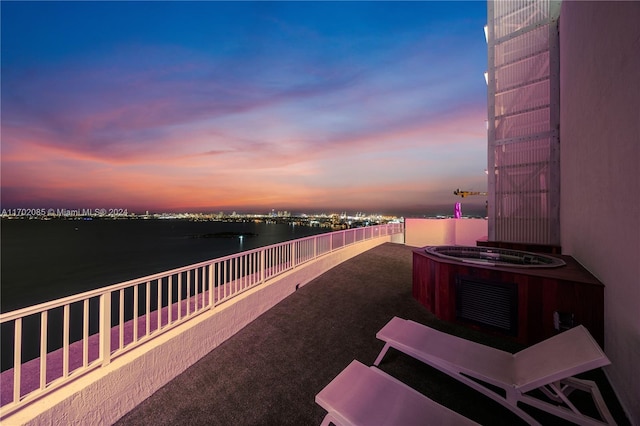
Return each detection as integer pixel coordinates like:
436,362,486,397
1,1,488,217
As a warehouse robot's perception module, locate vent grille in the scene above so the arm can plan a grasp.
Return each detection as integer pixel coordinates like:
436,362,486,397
456,277,518,336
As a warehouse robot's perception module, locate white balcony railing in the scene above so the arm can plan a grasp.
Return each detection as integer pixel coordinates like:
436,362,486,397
0,223,403,417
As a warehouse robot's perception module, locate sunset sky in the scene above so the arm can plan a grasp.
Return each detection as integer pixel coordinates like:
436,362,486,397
1,1,489,216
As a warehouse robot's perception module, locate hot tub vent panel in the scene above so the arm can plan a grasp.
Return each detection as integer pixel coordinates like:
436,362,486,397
455,276,518,336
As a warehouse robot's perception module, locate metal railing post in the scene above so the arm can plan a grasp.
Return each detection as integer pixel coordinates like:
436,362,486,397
209,263,214,308
40,311,48,390
13,318,22,403
260,249,265,284
292,240,297,268
99,293,111,366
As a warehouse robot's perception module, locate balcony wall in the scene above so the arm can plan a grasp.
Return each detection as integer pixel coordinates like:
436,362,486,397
3,236,394,426
404,218,488,248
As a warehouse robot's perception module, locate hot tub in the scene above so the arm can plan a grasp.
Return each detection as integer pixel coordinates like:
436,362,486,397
424,245,566,268
413,246,604,346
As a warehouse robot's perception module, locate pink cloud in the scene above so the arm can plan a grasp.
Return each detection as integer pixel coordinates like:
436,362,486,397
2,102,487,214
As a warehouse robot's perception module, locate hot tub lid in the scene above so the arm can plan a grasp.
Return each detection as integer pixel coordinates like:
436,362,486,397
424,245,566,268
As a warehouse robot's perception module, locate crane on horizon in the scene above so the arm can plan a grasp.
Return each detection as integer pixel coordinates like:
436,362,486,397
453,188,488,198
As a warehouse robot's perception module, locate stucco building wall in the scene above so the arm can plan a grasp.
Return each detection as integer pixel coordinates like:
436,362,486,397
559,1,640,422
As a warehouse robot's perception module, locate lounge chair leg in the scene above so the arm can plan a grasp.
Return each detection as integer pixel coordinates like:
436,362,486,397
320,413,338,426
519,379,617,426
373,343,390,366
549,382,582,416
563,377,617,425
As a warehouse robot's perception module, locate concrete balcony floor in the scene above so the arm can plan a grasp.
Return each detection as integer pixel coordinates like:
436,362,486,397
115,243,629,426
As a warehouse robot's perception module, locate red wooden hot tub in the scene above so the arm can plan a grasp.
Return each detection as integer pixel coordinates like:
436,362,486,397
413,246,605,347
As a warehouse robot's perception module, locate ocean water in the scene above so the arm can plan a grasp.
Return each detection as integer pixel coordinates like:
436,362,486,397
0,218,329,312
0,218,332,371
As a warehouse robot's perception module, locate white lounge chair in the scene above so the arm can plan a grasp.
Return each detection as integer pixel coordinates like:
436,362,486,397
374,317,616,426
315,360,479,426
